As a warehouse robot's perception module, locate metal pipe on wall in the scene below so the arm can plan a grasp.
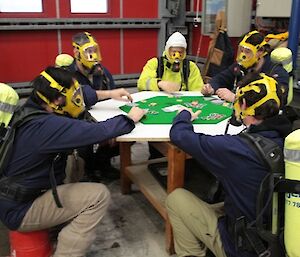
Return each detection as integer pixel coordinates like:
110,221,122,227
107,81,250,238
288,0,300,69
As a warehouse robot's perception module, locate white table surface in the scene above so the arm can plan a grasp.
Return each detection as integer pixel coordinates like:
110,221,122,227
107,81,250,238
89,91,245,142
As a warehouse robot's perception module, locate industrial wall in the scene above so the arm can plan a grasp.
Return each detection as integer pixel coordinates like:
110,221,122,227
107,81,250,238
0,0,159,83
0,0,291,85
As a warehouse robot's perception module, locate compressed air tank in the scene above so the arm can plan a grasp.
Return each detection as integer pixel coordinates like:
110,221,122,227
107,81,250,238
284,129,300,257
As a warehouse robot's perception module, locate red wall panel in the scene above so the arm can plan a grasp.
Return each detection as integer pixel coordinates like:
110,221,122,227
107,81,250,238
0,31,58,83
191,26,211,57
123,0,158,18
60,30,121,74
123,30,158,74
0,0,56,18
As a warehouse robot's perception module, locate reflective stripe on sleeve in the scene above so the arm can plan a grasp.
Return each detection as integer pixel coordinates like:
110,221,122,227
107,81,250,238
284,148,300,163
0,101,16,113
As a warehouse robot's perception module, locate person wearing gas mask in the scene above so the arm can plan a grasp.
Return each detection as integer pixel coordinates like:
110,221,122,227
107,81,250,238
166,72,292,257
0,66,145,257
201,31,289,105
138,31,204,159
137,31,204,93
68,31,133,181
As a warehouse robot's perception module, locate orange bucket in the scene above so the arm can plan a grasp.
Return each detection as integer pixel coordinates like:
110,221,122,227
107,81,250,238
9,230,52,257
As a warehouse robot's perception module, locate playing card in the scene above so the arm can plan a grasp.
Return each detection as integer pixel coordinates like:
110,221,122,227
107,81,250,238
162,104,185,112
126,102,138,107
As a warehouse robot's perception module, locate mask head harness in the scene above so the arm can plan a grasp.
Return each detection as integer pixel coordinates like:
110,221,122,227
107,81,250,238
37,71,85,118
236,31,267,69
234,73,280,121
164,32,187,72
264,31,289,49
72,32,102,74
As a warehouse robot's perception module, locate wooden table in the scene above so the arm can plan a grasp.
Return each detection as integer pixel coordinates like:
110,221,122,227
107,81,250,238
89,91,243,254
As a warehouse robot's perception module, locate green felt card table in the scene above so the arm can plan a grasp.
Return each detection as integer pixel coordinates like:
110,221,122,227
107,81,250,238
89,91,244,254
120,95,232,125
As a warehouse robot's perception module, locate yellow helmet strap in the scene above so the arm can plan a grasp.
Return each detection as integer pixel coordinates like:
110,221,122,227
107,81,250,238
39,71,84,118
234,75,280,120
72,32,102,72
237,31,267,69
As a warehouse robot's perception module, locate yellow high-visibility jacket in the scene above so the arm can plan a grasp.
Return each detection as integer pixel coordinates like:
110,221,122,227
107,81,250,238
137,57,204,91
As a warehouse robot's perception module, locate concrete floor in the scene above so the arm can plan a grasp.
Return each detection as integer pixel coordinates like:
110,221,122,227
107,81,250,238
86,142,175,257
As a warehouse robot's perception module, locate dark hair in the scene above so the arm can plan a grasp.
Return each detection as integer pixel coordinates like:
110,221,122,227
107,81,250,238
237,72,282,119
72,32,94,46
30,66,74,105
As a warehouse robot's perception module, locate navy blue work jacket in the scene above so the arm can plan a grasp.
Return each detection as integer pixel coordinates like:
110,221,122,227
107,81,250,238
210,55,289,103
170,110,291,257
0,101,134,230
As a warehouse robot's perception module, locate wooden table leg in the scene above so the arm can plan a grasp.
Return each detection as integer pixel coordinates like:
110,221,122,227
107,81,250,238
119,142,132,194
165,143,186,254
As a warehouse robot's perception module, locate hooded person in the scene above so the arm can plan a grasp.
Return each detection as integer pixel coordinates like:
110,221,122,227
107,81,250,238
137,31,204,93
201,30,289,105
137,31,205,159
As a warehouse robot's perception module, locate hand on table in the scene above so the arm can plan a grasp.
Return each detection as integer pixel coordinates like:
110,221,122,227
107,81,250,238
177,107,202,121
127,106,146,123
158,81,181,93
201,83,214,96
108,88,133,102
216,88,235,103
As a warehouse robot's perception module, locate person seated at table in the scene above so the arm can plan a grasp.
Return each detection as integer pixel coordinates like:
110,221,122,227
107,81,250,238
138,31,204,159
0,66,145,257
201,30,289,105
166,72,292,257
66,31,134,181
137,31,204,93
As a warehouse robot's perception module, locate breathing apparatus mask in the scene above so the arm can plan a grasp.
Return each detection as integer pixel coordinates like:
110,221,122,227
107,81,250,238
72,32,102,75
233,73,280,122
164,32,187,72
236,31,267,69
37,71,85,118
168,48,186,72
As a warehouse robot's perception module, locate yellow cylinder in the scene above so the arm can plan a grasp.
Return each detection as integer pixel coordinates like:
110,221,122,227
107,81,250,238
284,129,300,257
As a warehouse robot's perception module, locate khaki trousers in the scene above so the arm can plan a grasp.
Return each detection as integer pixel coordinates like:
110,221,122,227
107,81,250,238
18,182,110,257
166,188,227,257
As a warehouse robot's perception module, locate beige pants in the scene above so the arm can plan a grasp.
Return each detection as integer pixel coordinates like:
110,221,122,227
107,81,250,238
18,182,110,257
166,188,227,257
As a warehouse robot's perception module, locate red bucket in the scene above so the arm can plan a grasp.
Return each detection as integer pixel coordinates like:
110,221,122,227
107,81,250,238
9,230,52,257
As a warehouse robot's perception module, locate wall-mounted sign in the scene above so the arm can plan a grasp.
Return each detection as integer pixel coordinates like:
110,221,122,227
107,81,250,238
0,0,43,12
71,0,108,13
